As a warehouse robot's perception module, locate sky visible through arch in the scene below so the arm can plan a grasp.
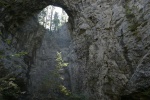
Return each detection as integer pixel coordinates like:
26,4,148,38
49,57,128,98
38,5,69,30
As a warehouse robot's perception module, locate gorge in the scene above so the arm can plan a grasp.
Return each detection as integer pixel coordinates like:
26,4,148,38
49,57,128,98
0,0,150,100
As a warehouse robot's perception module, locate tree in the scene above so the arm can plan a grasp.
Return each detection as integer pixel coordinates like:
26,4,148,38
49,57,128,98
53,12,60,31
56,52,68,69
38,52,69,99
61,9,68,25
38,5,68,31
38,10,47,26
49,6,55,31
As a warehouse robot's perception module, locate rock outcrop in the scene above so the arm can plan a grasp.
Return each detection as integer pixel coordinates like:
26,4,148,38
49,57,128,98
0,0,150,100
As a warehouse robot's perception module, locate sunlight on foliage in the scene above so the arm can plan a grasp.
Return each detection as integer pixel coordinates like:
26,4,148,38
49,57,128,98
0,77,21,99
0,51,28,60
11,52,28,57
59,85,71,96
56,52,68,69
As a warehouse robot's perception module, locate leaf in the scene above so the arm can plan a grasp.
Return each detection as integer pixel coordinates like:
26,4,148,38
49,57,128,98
9,81,18,89
9,78,15,81
14,51,28,57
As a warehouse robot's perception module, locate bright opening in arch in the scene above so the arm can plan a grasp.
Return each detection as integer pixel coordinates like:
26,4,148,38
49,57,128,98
38,5,69,31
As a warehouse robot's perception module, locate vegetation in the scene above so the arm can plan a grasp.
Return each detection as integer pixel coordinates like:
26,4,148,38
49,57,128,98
37,52,70,99
0,77,21,100
125,4,141,33
0,51,28,59
56,52,68,69
59,85,71,96
11,52,28,57
0,50,28,100
37,52,87,100
5,39,11,45
38,5,68,32
53,12,60,31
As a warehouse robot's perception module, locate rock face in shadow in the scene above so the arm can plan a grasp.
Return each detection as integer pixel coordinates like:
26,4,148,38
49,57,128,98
0,14,46,100
28,24,74,99
0,0,150,100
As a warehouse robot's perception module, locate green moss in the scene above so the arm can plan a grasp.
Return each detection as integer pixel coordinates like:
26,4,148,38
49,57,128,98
125,5,135,20
125,5,141,32
126,11,135,19
136,36,142,42
128,22,140,32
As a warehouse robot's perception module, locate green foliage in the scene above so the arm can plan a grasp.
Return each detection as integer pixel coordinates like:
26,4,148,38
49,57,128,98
55,52,70,96
125,5,140,32
5,39,11,45
59,85,71,96
38,52,70,99
11,52,28,57
0,51,28,60
56,52,68,69
38,52,87,99
55,52,87,99
124,4,143,43
128,21,140,32
0,0,9,7
125,7,135,19
0,77,21,100
53,12,60,31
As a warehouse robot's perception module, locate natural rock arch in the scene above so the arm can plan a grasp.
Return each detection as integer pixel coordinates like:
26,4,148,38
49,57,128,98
0,0,79,30
0,0,79,99
0,0,150,100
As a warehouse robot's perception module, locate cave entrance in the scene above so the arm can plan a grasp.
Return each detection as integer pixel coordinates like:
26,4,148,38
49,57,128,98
0,0,79,100
38,5,69,32
29,5,74,100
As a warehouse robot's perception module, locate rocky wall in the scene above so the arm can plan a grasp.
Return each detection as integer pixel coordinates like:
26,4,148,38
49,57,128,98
0,0,150,100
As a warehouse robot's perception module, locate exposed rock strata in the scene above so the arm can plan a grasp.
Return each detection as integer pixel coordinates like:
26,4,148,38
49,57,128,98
0,0,150,100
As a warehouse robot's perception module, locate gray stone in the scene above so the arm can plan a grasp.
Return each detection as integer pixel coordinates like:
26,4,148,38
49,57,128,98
0,0,150,100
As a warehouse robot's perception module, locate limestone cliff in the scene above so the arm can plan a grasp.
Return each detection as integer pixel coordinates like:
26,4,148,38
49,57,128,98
0,0,150,100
